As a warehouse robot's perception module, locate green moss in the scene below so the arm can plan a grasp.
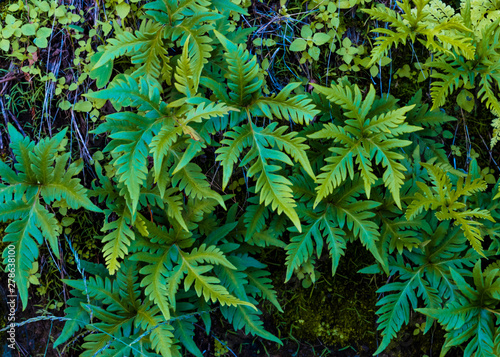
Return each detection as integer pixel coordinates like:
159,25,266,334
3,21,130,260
270,242,378,351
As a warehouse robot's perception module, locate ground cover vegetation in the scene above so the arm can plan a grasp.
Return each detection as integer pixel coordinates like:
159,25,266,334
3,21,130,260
1,0,500,355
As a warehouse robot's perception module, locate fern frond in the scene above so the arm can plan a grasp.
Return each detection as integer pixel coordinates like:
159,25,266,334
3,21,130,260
85,75,162,113
221,303,282,344
429,66,466,111
174,38,197,97
374,272,419,354
217,122,306,230
183,263,256,309
251,159,300,230
310,82,417,209
135,306,175,356
7,123,36,182
243,200,269,241
106,112,154,215
322,217,346,276
131,250,171,319
172,162,225,208
33,201,60,258
63,275,123,310
255,124,315,180
246,269,283,312
370,139,410,208
131,21,170,82
214,30,262,106
101,209,135,275
28,128,67,183
42,177,101,212
216,124,253,190
285,220,322,282
162,190,189,231
418,262,500,357
407,162,493,254
478,73,500,117
172,17,215,88
366,30,410,67
2,203,41,309
311,82,368,120
182,102,232,126
311,144,358,207
187,244,236,269
362,5,407,29
251,82,320,124
432,33,475,59
1,125,100,309
0,199,31,221
150,124,182,196
93,25,160,69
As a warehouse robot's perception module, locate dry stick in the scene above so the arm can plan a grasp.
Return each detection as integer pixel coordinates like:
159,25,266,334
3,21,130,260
71,109,92,162
479,133,500,172
8,111,26,136
0,91,6,149
41,15,63,138
0,95,26,137
0,74,21,85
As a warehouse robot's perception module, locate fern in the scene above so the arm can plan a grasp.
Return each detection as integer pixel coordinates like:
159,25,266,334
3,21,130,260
216,122,314,231
0,124,100,309
418,260,500,357
59,261,179,356
309,81,420,209
364,216,478,354
208,31,319,124
424,15,500,124
363,0,474,67
406,161,495,255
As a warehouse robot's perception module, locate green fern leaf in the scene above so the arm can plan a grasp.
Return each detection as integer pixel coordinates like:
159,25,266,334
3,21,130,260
150,124,182,195
243,199,269,241
135,305,175,356
7,124,36,182
285,220,322,282
131,250,172,319
214,30,262,106
2,207,42,308
1,124,100,309
478,73,500,117
216,122,307,230
310,82,419,208
251,82,320,124
184,263,255,309
86,75,162,113
430,70,463,110
406,162,494,254
174,37,197,97
221,303,282,345
172,163,225,208
53,295,90,348
33,201,60,258
186,244,237,269
216,124,253,190
374,273,419,354
101,209,135,275
247,269,283,312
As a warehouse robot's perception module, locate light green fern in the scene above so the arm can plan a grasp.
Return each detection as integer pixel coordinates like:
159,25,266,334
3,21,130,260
309,81,421,209
406,161,494,255
0,124,100,309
